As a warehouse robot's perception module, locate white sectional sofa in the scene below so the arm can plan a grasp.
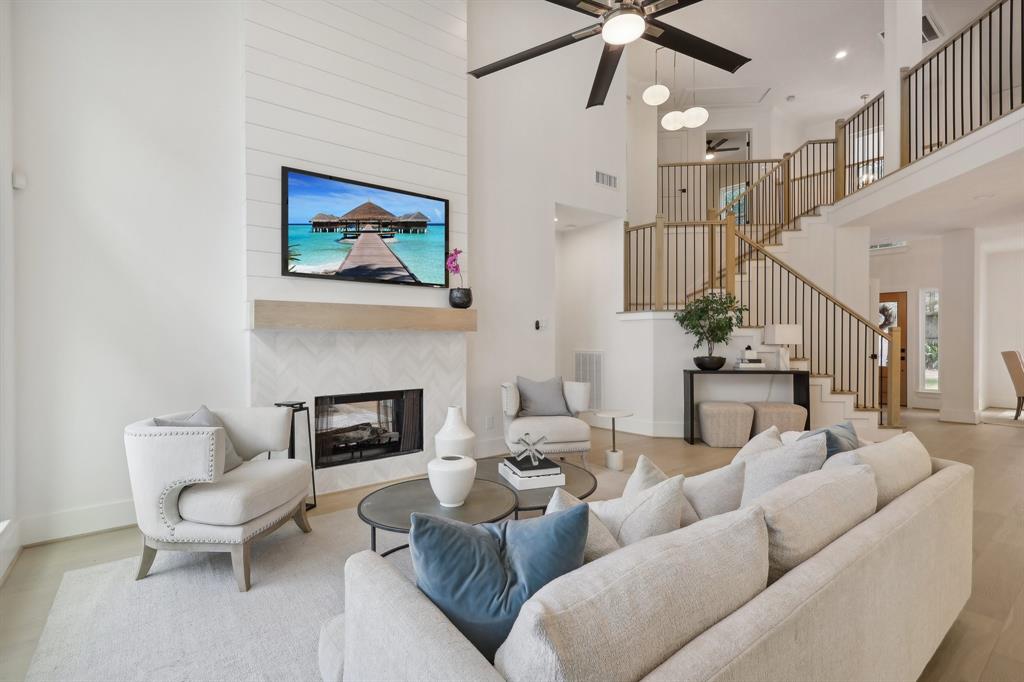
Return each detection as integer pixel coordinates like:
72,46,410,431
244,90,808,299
327,456,972,682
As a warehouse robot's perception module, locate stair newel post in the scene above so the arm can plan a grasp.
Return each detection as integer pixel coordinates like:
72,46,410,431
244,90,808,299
705,209,717,291
887,326,902,427
781,152,793,227
834,119,847,201
622,220,629,311
654,214,666,311
724,212,736,297
899,67,911,168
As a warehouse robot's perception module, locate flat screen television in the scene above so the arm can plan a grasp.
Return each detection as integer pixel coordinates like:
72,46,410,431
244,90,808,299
281,167,449,288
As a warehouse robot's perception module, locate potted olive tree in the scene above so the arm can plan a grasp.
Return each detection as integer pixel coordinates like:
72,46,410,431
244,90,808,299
674,293,748,370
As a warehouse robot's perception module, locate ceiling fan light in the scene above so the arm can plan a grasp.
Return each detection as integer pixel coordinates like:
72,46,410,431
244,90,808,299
661,110,685,131
680,106,710,128
642,83,670,106
705,152,715,160
602,8,646,45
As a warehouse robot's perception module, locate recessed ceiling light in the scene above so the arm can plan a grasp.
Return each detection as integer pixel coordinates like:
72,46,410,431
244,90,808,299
705,153,715,160
835,50,848,60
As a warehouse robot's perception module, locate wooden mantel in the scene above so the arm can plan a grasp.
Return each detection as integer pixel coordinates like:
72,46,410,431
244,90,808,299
249,299,476,333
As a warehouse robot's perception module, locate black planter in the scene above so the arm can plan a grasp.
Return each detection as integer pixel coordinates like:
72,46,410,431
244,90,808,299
449,287,473,309
693,356,727,371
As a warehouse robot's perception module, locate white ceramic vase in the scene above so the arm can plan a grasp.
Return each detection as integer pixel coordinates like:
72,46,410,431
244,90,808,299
434,406,476,457
427,455,477,508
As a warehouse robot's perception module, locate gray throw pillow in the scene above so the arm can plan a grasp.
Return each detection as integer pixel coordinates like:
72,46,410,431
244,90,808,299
154,405,243,473
740,434,827,506
516,376,571,417
798,420,859,458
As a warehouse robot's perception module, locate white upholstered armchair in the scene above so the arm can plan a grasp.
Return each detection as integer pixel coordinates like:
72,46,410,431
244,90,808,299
501,380,592,468
124,407,311,591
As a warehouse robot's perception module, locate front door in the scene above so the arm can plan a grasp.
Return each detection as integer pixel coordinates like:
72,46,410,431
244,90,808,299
879,291,908,407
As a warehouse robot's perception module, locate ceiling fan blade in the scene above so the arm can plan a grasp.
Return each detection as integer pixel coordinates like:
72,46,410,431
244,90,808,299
643,19,751,73
718,147,741,151
708,138,727,150
544,0,611,18
586,43,625,108
642,0,705,19
468,24,601,78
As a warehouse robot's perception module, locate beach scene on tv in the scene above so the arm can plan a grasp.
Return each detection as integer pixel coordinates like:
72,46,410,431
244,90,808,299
285,170,448,286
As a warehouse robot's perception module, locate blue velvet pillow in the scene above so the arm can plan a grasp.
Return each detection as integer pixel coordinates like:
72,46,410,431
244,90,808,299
798,420,859,458
409,505,588,661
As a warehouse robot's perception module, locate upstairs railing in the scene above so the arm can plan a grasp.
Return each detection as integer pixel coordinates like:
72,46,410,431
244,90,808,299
901,0,1023,165
658,160,780,223
836,93,885,200
622,214,902,426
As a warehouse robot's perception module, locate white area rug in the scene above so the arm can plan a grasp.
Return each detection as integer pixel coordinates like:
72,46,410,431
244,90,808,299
26,509,408,682
980,408,1024,429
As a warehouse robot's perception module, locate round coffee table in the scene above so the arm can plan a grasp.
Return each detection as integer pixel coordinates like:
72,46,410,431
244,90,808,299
475,456,598,515
357,478,516,556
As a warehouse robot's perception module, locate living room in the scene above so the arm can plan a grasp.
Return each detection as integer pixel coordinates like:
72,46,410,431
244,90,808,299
1,0,1023,681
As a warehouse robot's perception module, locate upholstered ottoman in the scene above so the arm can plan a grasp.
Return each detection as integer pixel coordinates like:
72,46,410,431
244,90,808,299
748,401,808,434
698,402,754,447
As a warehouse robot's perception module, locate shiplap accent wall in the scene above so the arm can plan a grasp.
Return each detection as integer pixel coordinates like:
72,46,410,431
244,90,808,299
244,0,468,307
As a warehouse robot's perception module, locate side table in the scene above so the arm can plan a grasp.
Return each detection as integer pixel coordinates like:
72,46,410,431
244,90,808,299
594,410,633,471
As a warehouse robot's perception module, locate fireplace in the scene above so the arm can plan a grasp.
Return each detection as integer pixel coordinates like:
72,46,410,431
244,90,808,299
314,389,423,469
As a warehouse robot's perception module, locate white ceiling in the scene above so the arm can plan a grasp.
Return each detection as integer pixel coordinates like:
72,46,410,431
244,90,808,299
629,0,991,127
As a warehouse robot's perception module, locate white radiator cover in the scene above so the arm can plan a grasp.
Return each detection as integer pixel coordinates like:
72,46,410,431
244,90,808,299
574,350,604,410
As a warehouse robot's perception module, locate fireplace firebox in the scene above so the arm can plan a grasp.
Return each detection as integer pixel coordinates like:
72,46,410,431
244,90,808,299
314,389,423,469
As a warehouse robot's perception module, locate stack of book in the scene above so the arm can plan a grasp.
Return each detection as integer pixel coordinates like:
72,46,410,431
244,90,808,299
498,457,565,490
735,357,764,370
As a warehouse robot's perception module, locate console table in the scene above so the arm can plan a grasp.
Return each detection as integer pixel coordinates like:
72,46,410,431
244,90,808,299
683,369,811,444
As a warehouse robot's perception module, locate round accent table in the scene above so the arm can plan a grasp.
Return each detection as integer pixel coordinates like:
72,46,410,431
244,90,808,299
475,456,597,516
594,410,633,471
357,478,516,556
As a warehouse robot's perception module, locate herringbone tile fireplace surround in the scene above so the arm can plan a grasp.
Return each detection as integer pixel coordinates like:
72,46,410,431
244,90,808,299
249,330,467,493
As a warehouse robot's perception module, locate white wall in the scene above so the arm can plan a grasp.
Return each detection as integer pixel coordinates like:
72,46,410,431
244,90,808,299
12,1,248,543
243,0,467,308
468,0,627,454
869,237,943,410
981,248,1024,409
657,104,804,164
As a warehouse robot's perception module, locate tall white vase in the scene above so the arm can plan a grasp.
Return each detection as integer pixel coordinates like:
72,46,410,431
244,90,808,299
434,406,476,457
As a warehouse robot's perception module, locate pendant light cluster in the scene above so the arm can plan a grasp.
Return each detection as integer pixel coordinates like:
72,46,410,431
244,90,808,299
644,49,710,131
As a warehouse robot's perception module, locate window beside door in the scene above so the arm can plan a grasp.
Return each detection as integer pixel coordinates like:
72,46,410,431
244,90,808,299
921,289,939,392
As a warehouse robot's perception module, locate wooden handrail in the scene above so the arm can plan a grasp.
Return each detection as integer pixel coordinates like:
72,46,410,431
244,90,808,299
733,230,892,340
624,221,656,233
902,0,1008,78
657,159,782,168
841,92,884,126
718,161,783,217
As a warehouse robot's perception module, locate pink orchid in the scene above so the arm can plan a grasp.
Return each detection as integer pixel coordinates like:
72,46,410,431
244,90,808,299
446,249,464,287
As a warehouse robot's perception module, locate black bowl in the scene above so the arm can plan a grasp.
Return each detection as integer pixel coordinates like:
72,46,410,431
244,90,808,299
449,287,473,309
693,356,727,371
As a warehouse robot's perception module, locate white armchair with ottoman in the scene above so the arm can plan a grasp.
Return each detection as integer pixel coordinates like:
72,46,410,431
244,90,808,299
501,377,591,468
124,405,312,591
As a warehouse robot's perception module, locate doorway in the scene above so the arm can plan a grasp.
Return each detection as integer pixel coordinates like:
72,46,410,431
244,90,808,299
704,130,750,162
879,291,908,407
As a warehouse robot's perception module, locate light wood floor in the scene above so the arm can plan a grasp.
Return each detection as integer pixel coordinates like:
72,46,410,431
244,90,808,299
1,410,1021,681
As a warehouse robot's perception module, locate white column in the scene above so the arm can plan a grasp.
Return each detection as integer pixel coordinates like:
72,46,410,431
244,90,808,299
883,0,921,171
939,229,981,424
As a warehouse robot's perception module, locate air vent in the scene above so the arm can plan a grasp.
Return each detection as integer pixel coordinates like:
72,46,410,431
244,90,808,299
574,350,604,410
595,170,618,190
878,14,944,44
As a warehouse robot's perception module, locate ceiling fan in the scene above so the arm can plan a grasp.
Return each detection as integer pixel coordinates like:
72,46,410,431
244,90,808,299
706,138,741,153
468,0,751,109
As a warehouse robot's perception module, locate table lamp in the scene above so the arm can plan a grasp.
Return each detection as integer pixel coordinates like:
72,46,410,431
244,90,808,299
763,324,803,370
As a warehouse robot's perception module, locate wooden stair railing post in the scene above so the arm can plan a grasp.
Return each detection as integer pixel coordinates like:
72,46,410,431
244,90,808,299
899,67,911,168
705,209,717,291
887,326,902,426
834,119,846,201
724,212,737,296
654,215,666,311
622,221,629,311
781,153,793,227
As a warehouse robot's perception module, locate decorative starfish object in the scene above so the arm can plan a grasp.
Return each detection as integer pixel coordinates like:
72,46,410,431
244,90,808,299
512,433,548,467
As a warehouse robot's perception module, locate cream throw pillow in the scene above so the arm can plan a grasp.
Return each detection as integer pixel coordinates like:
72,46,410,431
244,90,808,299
755,464,877,582
621,455,700,526
733,425,783,464
822,431,932,509
683,461,746,519
546,474,687,562
740,434,828,506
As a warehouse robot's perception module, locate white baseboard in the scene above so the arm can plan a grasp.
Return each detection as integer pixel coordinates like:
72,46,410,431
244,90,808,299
19,498,136,546
939,408,980,425
0,519,20,583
